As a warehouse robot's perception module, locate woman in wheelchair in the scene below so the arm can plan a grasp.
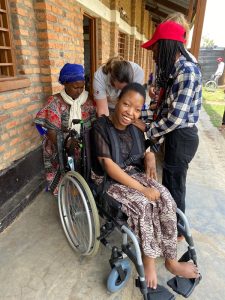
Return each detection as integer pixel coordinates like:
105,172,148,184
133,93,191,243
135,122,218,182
34,63,95,195
91,83,199,289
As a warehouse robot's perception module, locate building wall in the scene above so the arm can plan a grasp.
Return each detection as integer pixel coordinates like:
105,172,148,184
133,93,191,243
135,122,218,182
199,48,225,85
0,0,86,171
119,0,132,25
0,0,154,198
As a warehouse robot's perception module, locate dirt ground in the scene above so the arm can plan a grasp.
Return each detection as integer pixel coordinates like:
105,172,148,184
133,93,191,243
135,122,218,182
0,108,225,300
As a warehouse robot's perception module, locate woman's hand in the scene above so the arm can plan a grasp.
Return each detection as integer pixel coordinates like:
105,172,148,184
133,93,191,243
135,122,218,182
66,137,79,151
144,152,157,180
141,186,160,201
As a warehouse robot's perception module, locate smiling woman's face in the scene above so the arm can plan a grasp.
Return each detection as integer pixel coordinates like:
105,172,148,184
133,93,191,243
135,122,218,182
64,81,85,100
114,90,144,130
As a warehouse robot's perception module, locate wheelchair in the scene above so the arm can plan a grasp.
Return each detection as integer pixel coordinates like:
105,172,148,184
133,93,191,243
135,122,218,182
47,119,201,300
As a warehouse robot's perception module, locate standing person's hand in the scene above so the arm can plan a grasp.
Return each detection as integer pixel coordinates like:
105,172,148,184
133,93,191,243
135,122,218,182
149,86,159,101
149,86,156,99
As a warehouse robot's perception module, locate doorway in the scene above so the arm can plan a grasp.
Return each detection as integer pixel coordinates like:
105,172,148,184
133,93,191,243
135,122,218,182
83,14,96,96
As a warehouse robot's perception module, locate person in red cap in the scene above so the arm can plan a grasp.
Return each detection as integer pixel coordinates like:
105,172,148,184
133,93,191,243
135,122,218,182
212,57,224,85
140,21,202,241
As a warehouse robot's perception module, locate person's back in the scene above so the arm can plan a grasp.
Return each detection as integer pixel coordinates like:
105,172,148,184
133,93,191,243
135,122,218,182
213,57,224,84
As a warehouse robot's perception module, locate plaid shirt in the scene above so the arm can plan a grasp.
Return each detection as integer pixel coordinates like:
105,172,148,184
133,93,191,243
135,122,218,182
146,55,202,139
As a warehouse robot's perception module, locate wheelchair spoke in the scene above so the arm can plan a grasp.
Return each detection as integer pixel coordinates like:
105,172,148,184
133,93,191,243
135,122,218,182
62,178,92,252
58,171,100,256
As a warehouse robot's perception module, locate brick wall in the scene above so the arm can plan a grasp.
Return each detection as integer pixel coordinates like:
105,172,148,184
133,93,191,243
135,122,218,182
97,18,111,65
119,0,131,25
135,0,142,33
0,0,155,172
0,0,84,171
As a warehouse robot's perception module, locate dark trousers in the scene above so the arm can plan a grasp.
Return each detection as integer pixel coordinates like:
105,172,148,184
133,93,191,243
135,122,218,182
162,126,199,227
222,109,225,125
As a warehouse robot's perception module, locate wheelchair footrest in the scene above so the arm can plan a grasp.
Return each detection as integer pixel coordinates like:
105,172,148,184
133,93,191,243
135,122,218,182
167,274,202,298
147,285,175,300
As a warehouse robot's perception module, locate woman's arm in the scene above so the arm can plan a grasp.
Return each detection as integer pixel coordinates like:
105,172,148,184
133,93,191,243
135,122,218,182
99,156,160,201
95,98,109,117
47,129,57,145
144,151,157,180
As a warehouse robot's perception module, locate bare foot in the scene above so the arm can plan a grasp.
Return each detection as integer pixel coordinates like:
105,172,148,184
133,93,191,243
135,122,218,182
143,254,157,289
177,235,185,242
165,259,199,279
219,124,225,131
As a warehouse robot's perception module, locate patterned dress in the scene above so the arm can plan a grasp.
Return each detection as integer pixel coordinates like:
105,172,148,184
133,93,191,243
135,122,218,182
35,93,96,194
92,117,177,259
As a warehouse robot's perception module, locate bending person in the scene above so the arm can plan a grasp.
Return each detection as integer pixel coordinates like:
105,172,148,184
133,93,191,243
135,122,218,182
35,63,95,195
91,83,199,289
93,56,144,116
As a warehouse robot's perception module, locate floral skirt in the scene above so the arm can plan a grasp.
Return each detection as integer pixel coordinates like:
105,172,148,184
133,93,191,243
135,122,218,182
92,166,177,259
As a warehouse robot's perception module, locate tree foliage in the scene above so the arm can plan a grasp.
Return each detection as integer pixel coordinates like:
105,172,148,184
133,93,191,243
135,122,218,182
201,36,216,48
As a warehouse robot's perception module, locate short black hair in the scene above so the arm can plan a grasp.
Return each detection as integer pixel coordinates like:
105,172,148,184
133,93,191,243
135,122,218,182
119,82,146,100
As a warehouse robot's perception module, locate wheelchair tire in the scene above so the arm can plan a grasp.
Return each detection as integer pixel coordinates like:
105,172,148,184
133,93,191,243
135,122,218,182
107,259,132,293
58,171,100,256
205,80,217,92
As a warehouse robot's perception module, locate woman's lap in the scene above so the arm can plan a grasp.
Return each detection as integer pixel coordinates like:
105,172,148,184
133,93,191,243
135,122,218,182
106,170,177,259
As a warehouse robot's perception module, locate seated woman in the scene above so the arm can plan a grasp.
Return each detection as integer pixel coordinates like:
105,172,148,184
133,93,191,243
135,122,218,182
35,63,95,195
91,83,199,289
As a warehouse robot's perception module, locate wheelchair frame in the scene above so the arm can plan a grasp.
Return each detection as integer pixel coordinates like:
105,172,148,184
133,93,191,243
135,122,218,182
54,119,201,300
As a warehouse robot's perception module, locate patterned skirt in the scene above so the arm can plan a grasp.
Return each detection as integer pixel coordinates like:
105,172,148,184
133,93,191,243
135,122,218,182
92,166,177,259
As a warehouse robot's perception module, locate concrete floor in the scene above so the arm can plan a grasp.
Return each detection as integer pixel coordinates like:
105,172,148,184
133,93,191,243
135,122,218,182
1,108,225,300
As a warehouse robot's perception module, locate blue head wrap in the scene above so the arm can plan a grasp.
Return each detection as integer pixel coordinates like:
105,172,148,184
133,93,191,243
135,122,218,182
59,63,85,84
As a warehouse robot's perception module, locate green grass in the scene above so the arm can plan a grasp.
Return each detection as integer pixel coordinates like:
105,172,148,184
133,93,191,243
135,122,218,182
202,87,225,102
203,103,224,127
202,87,224,127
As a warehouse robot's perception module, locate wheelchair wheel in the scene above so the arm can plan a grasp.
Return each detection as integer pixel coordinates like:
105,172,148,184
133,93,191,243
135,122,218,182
107,259,132,293
58,171,100,256
205,80,217,92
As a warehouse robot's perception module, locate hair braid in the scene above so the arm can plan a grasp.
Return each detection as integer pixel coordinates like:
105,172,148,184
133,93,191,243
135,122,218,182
156,40,194,90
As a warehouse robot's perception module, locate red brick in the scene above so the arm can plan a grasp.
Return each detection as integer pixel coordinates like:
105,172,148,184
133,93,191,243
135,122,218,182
5,120,18,129
0,133,9,141
46,13,57,22
0,115,10,122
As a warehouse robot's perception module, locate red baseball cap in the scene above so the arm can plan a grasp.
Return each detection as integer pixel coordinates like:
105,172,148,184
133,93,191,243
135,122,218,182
141,21,186,49
217,57,224,62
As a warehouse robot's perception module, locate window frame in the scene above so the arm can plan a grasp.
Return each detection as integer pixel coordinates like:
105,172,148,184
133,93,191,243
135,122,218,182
0,0,30,92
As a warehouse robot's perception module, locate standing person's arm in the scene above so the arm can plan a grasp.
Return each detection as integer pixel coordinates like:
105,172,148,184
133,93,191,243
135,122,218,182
95,99,109,116
93,68,109,116
147,71,200,139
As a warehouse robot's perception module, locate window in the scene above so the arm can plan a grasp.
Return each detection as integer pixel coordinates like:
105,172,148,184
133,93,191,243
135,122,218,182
0,0,29,92
118,32,126,59
0,0,15,79
135,39,142,66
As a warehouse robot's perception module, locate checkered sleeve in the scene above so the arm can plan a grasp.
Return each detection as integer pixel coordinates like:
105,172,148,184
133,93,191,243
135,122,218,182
147,72,196,138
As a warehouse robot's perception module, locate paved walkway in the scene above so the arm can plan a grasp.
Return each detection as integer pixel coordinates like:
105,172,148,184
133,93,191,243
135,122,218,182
1,108,225,300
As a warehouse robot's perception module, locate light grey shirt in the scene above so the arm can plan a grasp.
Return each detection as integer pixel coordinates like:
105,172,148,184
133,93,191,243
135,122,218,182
93,61,144,109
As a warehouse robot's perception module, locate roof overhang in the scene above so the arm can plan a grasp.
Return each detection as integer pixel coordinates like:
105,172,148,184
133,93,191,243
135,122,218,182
145,0,197,25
